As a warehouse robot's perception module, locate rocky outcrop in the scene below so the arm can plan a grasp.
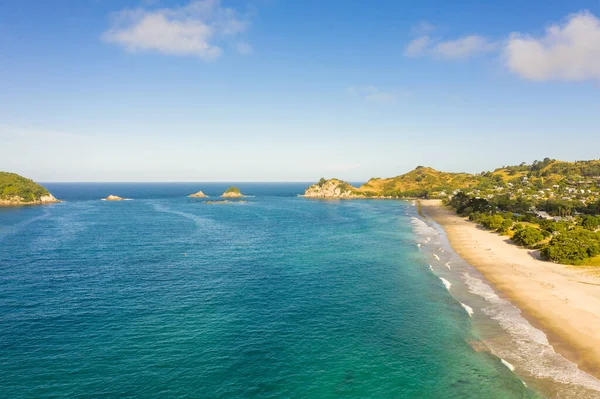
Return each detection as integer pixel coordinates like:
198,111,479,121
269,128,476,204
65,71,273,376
103,195,125,201
189,191,208,198
0,193,60,206
303,179,363,198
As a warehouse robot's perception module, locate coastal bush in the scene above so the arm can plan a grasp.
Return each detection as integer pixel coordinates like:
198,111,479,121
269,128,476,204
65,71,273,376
513,223,524,231
468,211,483,222
538,220,568,234
498,219,513,234
482,214,504,230
542,228,600,264
449,192,491,215
581,215,600,231
512,227,545,247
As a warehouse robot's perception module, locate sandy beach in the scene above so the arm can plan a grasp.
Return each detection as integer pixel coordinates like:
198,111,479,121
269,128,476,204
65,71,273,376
420,199,600,380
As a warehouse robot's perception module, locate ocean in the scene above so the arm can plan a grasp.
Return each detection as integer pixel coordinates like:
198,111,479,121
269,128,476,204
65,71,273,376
1,183,598,398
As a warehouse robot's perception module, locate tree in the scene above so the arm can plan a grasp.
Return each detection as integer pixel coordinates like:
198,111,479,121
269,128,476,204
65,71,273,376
498,219,513,234
512,227,545,247
542,228,600,264
482,214,504,230
581,215,600,231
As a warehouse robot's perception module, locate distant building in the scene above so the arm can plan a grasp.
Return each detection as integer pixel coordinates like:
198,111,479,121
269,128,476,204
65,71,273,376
534,210,554,220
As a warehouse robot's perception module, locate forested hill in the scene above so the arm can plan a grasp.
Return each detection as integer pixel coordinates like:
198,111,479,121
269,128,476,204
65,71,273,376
0,172,58,205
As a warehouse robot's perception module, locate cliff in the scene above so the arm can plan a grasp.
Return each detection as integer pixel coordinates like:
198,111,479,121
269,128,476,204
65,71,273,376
303,178,363,198
0,172,60,206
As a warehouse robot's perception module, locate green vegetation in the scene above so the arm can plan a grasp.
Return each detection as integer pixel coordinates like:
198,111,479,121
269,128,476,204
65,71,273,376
435,158,600,265
358,167,480,198
447,188,600,264
307,158,600,265
0,172,50,202
512,227,546,248
542,229,600,265
223,186,241,195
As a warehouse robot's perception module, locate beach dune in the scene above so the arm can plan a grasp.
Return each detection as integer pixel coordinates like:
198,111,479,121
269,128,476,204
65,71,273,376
420,199,600,379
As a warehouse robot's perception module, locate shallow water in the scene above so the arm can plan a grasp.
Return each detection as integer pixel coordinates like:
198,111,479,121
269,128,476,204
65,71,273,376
0,183,586,397
412,214,600,398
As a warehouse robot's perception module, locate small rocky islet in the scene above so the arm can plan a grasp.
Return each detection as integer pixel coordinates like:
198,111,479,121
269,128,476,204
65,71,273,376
221,186,244,198
188,191,208,198
103,195,127,201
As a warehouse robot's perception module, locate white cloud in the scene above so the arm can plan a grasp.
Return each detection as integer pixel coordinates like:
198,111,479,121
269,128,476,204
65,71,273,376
505,11,600,81
405,34,496,60
432,35,497,59
102,0,252,60
347,86,399,104
404,36,432,57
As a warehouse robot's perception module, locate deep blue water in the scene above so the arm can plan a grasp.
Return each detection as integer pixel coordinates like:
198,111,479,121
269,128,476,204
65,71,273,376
0,184,540,398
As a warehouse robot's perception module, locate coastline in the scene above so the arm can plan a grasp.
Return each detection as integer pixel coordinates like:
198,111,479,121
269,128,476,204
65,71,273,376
420,199,600,380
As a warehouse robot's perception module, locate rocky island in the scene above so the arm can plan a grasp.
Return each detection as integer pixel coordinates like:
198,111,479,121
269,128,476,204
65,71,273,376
188,190,208,198
103,195,126,201
303,178,363,198
0,171,60,206
221,186,244,198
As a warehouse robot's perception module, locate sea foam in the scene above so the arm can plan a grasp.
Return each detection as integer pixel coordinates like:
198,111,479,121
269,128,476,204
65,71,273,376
440,278,451,291
463,272,600,393
460,303,474,317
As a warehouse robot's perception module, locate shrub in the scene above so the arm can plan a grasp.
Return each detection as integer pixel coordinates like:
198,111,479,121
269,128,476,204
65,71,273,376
581,215,600,231
482,214,504,230
513,223,524,231
498,219,513,234
542,228,600,264
512,227,545,247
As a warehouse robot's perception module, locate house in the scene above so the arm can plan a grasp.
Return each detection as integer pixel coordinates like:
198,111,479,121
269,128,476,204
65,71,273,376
534,210,554,220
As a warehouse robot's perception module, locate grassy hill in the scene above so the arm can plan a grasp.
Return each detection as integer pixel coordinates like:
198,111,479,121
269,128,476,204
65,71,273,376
0,172,51,203
357,167,481,197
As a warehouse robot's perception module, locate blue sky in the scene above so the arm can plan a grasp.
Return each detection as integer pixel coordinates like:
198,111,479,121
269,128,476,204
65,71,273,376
1,0,600,182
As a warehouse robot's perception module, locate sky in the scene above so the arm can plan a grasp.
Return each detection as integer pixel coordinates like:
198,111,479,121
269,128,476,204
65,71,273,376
1,0,600,182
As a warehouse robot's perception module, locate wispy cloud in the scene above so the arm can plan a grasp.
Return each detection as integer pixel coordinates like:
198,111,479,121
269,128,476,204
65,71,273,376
432,35,497,59
505,11,600,81
102,0,253,60
405,34,496,60
347,86,400,104
404,36,432,58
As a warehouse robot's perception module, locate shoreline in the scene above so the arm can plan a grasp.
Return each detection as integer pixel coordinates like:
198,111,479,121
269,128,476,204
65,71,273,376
419,199,600,381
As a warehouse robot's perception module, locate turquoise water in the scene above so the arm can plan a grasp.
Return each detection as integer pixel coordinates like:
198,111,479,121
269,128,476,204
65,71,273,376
0,184,543,397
